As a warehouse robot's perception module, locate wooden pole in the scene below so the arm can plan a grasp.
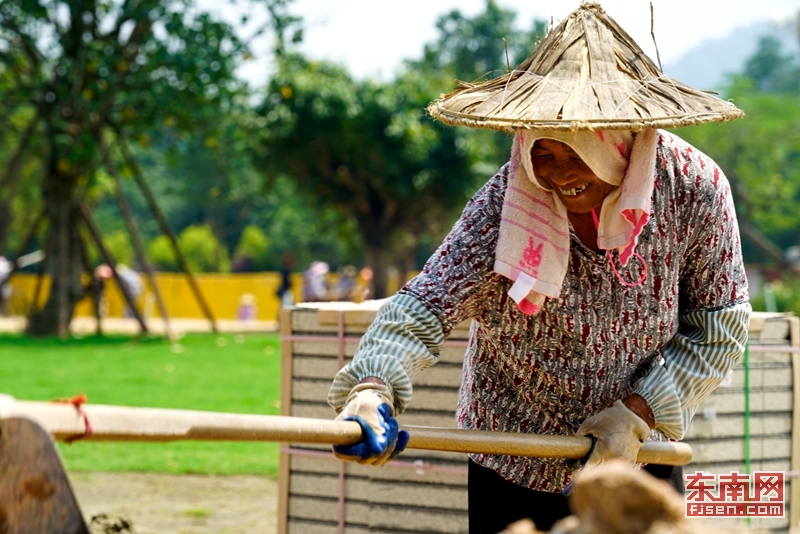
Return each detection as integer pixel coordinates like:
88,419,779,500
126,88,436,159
77,204,149,334
76,234,103,337
57,204,70,339
277,308,293,534
114,134,218,333
0,400,693,466
97,139,177,343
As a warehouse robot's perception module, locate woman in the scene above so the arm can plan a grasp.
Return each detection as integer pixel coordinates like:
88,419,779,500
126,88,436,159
328,4,750,533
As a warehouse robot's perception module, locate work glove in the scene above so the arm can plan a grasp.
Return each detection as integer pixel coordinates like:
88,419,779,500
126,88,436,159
332,383,409,466
575,399,650,470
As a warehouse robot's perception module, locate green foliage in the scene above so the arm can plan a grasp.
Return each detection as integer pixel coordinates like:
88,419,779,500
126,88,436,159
0,332,282,475
674,29,800,270
403,1,547,178
254,53,479,294
409,0,547,83
149,224,231,273
233,225,270,271
0,105,45,256
101,230,135,268
0,0,289,334
147,235,177,272
246,174,363,271
0,0,251,173
750,278,800,317
677,80,800,263
742,36,800,93
251,2,548,294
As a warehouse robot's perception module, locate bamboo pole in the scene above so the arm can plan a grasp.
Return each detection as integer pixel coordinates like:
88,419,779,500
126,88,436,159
75,229,103,337
114,134,218,333
77,204,149,334
97,139,177,343
0,399,693,466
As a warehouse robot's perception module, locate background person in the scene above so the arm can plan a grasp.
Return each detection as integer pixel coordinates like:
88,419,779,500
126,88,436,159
302,261,330,303
332,265,358,301
116,264,143,318
0,256,11,315
276,253,296,309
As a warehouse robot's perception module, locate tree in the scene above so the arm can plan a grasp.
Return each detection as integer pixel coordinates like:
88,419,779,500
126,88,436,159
741,35,800,93
254,54,478,297
253,1,547,297
410,0,547,84
678,79,800,269
232,224,270,272
406,1,548,179
0,0,285,335
148,224,230,273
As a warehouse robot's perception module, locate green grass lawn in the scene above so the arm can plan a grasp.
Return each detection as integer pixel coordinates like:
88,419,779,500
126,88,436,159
0,332,282,476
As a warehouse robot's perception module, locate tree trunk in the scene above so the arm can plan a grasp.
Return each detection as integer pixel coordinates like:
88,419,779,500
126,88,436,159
26,171,85,338
366,245,391,299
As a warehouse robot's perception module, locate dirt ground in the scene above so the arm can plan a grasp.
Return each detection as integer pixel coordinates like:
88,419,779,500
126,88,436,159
70,472,278,534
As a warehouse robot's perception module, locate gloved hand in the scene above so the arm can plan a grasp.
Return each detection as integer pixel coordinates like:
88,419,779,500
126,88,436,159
575,399,650,470
332,383,409,466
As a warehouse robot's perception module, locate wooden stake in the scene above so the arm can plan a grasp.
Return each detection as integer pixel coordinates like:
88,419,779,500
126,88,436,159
77,204,149,334
57,204,70,339
97,139,177,343
113,134,218,333
0,400,693,466
277,308,293,534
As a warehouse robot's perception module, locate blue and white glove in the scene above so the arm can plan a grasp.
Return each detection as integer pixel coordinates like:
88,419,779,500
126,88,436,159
332,383,409,466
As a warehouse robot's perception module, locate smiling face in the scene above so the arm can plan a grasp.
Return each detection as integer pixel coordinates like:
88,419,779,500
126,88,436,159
530,139,617,214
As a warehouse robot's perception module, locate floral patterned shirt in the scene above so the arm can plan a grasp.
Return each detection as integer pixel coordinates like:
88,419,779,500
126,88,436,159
329,131,750,492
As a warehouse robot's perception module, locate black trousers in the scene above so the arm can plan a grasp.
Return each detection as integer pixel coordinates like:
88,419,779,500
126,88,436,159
467,459,684,534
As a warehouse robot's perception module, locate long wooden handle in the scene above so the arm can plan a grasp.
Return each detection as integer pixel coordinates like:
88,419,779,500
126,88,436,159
0,400,693,465
404,425,692,466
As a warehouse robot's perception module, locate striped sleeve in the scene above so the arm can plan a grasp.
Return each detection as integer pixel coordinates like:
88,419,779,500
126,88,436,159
327,293,445,415
634,301,751,440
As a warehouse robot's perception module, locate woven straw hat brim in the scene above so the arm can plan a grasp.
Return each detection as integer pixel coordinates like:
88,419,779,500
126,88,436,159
428,2,743,132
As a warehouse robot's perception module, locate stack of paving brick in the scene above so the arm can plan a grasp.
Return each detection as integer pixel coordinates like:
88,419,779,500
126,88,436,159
683,312,800,531
278,301,471,534
278,303,800,533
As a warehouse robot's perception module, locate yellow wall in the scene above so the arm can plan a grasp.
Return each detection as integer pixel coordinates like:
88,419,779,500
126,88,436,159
7,272,304,322
5,270,411,321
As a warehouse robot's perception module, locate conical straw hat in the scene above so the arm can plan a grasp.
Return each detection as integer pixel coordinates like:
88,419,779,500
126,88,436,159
427,2,743,132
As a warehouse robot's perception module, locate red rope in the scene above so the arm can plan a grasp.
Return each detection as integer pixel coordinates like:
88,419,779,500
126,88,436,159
52,394,92,444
